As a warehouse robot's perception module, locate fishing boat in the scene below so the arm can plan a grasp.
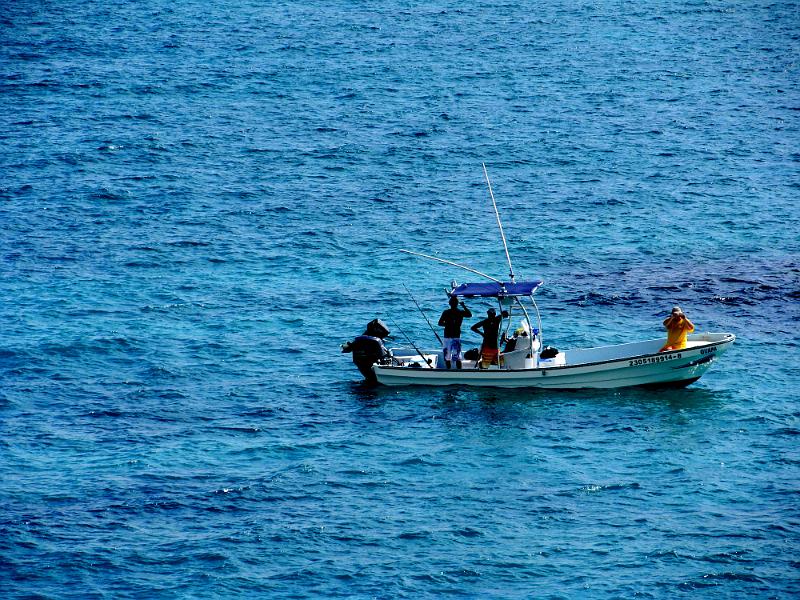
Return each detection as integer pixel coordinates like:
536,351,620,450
344,166,735,389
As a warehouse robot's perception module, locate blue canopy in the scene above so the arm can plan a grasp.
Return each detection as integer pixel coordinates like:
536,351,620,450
450,280,543,298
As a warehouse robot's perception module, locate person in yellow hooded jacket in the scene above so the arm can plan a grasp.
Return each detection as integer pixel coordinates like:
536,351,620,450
660,306,695,352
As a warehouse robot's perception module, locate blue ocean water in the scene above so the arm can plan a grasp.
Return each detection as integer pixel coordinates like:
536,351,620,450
2,0,799,597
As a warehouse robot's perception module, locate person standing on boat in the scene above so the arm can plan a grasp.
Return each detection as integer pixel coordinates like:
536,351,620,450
438,296,472,369
471,307,509,368
659,306,695,352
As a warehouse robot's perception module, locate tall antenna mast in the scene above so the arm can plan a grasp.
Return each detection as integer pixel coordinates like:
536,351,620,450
482,163,515,282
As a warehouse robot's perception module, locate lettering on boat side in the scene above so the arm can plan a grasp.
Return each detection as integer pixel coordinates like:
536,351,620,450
629,353,682,367
700,346,717,355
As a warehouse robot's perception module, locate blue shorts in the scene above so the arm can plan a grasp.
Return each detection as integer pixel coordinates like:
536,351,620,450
443,338,462,361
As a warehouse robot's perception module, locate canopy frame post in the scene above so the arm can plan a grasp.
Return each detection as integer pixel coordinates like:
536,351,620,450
530,295,543,351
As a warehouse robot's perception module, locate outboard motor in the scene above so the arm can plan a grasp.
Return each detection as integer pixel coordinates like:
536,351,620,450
342,319,391,383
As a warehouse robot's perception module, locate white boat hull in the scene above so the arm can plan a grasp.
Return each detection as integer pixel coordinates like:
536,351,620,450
373,333,735,389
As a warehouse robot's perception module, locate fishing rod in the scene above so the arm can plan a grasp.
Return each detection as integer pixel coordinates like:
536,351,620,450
389,317,434,369
399,249,502,284
402,283,442,345
482,162,516,283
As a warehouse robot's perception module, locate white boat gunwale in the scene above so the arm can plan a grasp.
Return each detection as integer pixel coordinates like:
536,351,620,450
377,333,734,374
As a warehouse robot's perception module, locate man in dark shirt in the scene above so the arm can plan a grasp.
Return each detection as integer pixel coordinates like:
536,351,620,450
341,319,391,383
438,296,472,369
471,307,509,368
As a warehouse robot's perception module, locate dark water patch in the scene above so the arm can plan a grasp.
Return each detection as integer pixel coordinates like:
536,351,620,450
710,295,756,306
605,425,636,433
140,302,198,314
396,457,443,467
167,240,212,248
117,113,155,121
770,427,800,436
696,550,753,565
41,255,78,263
452,527,483,538
9,51,45,62
96,144,124,153
246,147,281,154
125,260,163,268
690,571,764,585
38,337,139,359
0,348,20,360
128,549,190,567
397,529,430,540
211,485,253,499
192,551,228,563
239,407,280,418
131,84,163,95
141,364,179,379
213,425,262,434
564,291,646,307
647,284,683,293
85,408,125,418
579,483,642,494
156,389,188,400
